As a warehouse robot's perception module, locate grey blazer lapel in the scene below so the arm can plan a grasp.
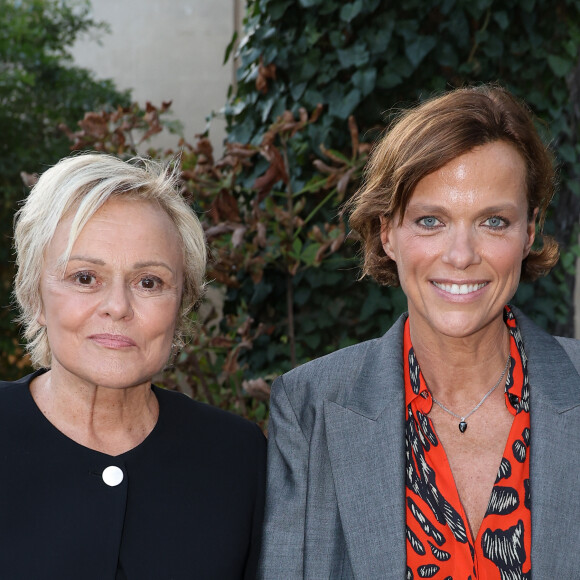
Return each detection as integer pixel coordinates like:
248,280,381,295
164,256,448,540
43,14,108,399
324,316,407,579
516,310,580,576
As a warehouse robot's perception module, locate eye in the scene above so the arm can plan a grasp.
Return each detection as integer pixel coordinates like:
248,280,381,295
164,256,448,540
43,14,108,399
138,276,163,291
72,272,96,285
484,216,507,228
417,216,441,228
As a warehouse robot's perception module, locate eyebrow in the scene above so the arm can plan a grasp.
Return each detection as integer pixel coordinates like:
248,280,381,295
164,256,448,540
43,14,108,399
406,203,519,214
68,256,176,274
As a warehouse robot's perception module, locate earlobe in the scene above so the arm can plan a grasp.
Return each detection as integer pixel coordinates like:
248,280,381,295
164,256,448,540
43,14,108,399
379,216,396,261
524,208,539,257
37,303,46,327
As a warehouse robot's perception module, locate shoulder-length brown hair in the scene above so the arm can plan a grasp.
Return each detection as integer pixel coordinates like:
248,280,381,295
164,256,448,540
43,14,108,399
347,84,559,286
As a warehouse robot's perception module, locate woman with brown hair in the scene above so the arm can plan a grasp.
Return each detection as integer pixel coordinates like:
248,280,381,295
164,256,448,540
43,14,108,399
259,85,580,578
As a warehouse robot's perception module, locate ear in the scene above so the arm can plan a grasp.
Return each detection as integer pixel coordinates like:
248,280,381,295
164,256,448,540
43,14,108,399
523,207,538,258
379,215,396,261
37,295,46,327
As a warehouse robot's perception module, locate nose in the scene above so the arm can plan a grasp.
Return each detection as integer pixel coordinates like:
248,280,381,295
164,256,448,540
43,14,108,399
98,280,134,320
441,225,481,269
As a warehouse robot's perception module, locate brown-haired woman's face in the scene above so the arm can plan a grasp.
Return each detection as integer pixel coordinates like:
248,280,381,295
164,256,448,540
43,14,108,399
380,141,536,342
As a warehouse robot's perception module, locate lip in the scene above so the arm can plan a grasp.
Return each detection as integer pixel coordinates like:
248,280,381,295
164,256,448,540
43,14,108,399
88,333,137,349
431,281,489,296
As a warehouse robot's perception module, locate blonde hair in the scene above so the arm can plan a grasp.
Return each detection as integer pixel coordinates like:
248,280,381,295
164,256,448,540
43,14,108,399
348,84,559,286
14,152,207,368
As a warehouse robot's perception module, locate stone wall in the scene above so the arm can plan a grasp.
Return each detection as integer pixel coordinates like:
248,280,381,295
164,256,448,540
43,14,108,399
72,0,241,151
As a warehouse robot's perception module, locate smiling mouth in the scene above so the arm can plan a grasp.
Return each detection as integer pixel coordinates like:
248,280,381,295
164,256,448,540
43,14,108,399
432,282,487,295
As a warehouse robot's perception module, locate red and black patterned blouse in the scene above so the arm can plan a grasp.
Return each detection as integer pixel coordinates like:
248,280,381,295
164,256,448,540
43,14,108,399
405,306,531,579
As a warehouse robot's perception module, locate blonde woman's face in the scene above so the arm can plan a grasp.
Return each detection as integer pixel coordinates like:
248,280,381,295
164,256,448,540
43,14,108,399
38,198,184,390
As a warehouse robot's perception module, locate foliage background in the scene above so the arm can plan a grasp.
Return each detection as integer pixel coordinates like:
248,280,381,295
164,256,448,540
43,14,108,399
181,0,580,424
2,0,580,427
0,0,130,374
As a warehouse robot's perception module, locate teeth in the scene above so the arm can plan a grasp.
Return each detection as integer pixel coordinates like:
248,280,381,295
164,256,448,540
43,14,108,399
433,282,486,295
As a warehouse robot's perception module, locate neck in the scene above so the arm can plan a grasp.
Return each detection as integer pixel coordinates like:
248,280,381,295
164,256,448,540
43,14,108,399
409,315,510,405
30,366,159,456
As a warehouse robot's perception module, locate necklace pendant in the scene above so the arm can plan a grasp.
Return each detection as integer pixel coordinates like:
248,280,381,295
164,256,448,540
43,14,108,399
458,420,468,433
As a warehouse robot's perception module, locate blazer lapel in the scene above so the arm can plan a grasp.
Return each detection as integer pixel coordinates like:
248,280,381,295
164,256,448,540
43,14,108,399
517,309,580,576
324,316,407,579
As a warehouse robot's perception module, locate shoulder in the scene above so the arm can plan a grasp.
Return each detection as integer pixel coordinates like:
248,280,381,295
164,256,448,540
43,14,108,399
0,370,42,389
512,305,580,364
554,337,580,373
0,370,44,402
271,313,406,410
153,386,265,447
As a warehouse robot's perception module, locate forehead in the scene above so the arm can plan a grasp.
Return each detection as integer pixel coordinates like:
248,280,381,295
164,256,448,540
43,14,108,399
406,141,527,211
47,198,183,267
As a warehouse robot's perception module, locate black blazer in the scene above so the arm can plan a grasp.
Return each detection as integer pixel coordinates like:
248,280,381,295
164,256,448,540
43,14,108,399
0,371,266,579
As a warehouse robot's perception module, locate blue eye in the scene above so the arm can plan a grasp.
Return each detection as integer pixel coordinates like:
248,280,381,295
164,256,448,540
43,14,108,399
418,216,441,228
484,216,507,228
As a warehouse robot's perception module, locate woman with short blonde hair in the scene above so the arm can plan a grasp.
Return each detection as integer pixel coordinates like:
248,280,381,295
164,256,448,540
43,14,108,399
3,152,265,579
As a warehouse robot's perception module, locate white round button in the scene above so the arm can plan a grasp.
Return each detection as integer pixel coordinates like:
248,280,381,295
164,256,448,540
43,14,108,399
102,466,124,487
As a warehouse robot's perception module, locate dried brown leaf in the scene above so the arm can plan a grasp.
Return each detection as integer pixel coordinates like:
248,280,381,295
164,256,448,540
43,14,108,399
78,112,109,139
20,171,38,187
319,144,348,166
348,115,359,159
256,57,276,94
231,225,247,248
312,159,342,175
242,378,271,401
336,166,356,200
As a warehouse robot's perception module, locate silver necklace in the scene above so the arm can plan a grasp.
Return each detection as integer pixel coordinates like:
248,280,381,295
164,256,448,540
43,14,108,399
430,354,510,433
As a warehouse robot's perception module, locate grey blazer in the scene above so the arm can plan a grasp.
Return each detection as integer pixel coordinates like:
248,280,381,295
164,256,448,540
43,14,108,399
258,307,580,579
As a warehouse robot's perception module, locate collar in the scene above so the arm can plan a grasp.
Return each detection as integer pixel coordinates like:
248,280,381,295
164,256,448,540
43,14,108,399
404,306,528,417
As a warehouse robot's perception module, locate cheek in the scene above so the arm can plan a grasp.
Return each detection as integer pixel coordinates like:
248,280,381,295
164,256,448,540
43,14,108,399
483,240,526,277
140,299,180,340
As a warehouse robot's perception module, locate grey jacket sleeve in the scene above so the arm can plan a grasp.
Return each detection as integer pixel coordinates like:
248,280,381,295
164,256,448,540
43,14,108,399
258,376,308,578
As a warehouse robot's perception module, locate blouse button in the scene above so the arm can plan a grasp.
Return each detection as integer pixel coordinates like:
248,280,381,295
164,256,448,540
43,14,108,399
102,465,124,487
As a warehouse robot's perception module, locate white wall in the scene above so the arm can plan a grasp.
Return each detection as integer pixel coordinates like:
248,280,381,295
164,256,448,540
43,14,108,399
72,0,239,151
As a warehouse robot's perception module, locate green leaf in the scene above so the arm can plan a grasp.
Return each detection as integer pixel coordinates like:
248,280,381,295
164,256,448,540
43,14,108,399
290,82,307,101
558,143,577,164
250,281,273,305
300,244,320,266
269,0,293,19
493,11,509,30
319,0,342,15
520,0,535,11
377,69,402,89
336,42,370,68
302,332,321,349
339,0,363,22
328,88,361,119
436,43,459,68
482,35,504,58
223,31,238,64
440,0,457,15
351,68,377,97
547,54,573,77
298,0,324,6
292,237,303,257
568,179,580,197
405,35,437,68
